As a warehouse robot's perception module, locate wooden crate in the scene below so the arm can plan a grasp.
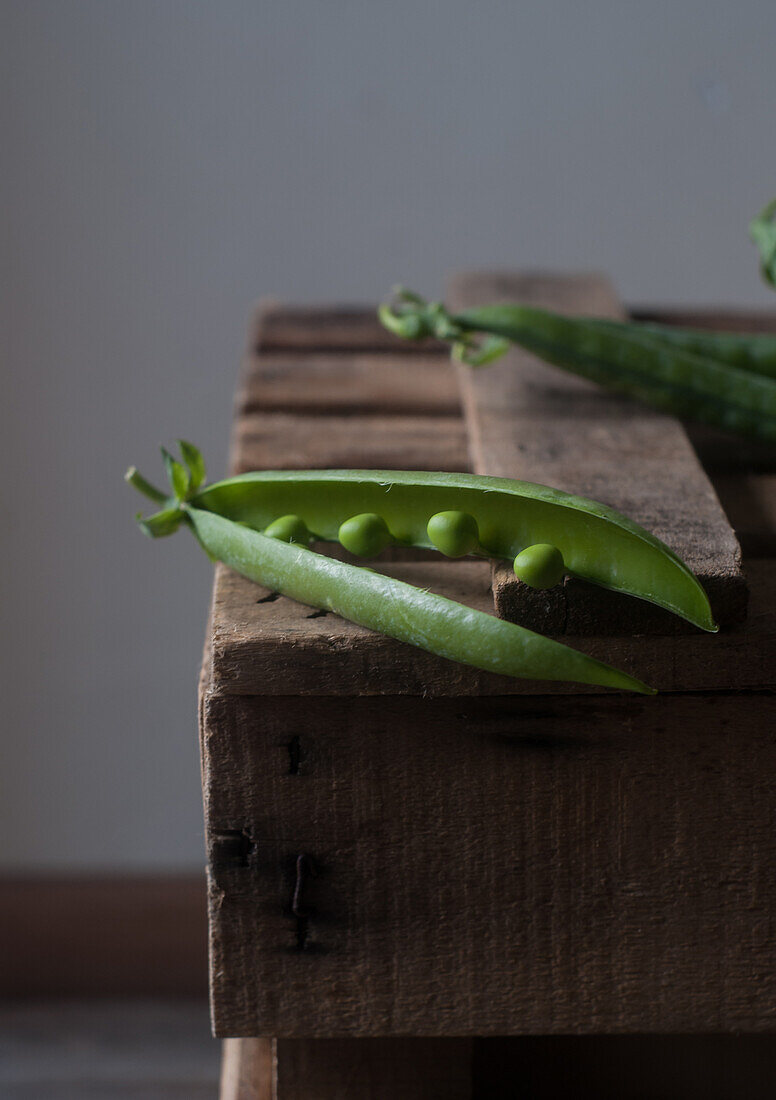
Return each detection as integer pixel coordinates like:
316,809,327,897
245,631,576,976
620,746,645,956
200,274,776,1098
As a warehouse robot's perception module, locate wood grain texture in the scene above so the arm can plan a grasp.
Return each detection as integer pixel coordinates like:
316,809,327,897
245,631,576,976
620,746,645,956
0,876,207,997
448,272,746,632
274,1039,473,1099
203,691,776,1037
235,353,461,419
231,413,468,476
204,559,776,697
220,1039,274,1100
200,291,776,1048
252,303,445,355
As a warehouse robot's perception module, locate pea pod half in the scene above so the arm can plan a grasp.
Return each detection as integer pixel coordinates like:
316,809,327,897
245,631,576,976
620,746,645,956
193,467,716,632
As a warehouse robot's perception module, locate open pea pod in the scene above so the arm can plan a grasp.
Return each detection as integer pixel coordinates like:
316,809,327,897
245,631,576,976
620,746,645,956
184,507,652,695
192,468,717,632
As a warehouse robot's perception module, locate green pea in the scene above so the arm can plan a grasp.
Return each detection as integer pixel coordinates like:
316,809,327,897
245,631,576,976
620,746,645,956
426,510,479,558
264,514,311,545
513,543,565,589
338,513,392,557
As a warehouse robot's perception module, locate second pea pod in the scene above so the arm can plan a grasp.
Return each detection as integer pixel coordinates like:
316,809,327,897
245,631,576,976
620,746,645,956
193,468,717,632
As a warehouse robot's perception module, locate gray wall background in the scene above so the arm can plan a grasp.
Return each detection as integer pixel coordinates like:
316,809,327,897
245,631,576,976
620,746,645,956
1,1,774,870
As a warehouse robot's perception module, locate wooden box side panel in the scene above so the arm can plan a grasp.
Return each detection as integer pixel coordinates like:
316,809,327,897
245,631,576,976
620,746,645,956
203,692,776,1037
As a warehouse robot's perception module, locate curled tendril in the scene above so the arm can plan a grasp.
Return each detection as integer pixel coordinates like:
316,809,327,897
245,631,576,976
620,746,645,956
452,333,511,367
377,287,462,342
378,286,510,367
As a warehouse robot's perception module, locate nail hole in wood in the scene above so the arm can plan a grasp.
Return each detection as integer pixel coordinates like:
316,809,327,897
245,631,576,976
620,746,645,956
291,853,316,952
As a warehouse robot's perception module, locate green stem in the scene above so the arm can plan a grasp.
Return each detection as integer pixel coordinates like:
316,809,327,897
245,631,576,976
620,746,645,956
125,466,168,504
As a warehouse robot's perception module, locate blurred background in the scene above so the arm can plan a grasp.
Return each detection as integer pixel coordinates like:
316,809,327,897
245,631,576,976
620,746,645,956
3,0,775,878
2,2,774,1093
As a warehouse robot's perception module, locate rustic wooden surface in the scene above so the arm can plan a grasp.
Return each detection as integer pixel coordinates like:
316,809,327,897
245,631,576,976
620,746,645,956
220,1038,274,1100
202,287,776,1051
205,558,776,697
205,689,776,1037
232,335,464,477
448,272,747,632
232,412,468,476
235,353,459,419
253,303,445,355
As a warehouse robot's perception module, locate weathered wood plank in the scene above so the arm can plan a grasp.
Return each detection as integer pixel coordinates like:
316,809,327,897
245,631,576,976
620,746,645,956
273,1039,473,1099
204,690,776,1037
204,559,776,697
220,1039,273,1100
231,412,469,475
236,353,461,419
449,272,746,632
253,303,445,355
202,293,776,1051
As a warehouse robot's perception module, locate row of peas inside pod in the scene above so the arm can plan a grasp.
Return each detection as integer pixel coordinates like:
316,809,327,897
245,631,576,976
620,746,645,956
129,450,717,695
266,508,567,591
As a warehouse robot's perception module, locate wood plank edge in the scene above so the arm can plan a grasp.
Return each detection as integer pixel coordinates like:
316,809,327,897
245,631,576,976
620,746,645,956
220,1037,274,1100
251,300,448,356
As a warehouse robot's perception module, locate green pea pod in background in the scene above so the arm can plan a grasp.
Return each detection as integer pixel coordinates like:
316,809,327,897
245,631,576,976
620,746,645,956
750,197,776,290
379,290,776,444
587,199,776,377
584,318,776,381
